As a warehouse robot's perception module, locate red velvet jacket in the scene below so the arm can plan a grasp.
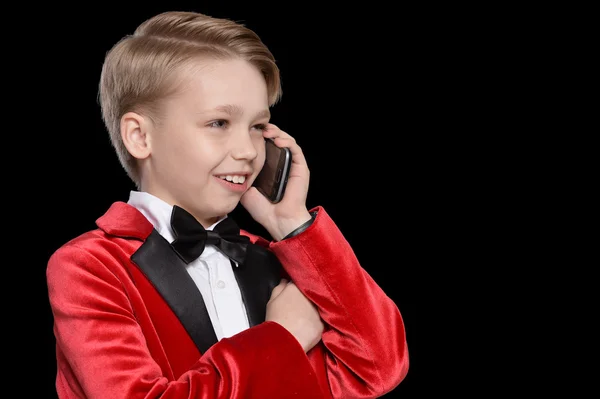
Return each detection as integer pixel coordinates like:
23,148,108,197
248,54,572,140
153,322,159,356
47,202,409,398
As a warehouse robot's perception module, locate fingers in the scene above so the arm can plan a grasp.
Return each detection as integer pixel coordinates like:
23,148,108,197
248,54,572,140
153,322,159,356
263,124,308,167
263,124,295,148
263,123,291,140
270,278,289,300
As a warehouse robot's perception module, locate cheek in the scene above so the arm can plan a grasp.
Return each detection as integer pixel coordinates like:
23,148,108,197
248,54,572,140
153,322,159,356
161,129,205,163
162,142,192,169
152,127,188,157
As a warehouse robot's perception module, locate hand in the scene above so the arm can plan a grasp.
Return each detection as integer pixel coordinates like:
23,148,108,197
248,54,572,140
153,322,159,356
266,279,324,353
241,124,312,240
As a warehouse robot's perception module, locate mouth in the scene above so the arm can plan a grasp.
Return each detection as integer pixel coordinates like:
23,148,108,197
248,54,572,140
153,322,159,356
214,173,251,192
215,174,248,184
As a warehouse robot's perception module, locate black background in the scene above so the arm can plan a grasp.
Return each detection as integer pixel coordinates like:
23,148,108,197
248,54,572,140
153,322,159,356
13,2,498,397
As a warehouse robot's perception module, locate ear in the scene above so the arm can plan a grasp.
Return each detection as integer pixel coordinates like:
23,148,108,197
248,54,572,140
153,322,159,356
121,111,152,160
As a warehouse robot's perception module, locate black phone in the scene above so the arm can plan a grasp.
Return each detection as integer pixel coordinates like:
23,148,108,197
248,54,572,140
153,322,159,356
252,138,292,203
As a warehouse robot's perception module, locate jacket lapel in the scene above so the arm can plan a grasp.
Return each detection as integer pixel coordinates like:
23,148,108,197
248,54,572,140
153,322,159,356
131,229,218,354
231,243,283,327
96,201,284,355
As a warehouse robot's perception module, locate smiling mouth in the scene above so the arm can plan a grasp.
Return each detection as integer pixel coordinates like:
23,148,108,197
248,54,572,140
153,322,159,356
216,175,247,184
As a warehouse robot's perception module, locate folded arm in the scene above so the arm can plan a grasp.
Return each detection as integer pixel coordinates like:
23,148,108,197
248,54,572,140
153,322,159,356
47,244,322,399
270,206,409,399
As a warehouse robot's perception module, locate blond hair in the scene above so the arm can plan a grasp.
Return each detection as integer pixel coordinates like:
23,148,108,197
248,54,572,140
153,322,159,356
98,11,282,187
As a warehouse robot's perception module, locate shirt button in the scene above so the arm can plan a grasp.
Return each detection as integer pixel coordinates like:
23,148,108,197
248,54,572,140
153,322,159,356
216,280,226,289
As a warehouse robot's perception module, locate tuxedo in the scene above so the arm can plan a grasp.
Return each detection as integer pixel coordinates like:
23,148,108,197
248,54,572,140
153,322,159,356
127,190,256,341
47,200,409,398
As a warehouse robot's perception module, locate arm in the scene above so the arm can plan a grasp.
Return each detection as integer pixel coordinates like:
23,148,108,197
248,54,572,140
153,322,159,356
47,244,322,399
270,206,409,399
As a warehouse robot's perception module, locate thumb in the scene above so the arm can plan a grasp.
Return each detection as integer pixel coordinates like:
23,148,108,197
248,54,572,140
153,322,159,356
269,278,288,300
240,187,270,222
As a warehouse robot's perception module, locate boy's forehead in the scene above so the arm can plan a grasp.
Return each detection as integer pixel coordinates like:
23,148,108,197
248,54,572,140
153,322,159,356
208,104,271,119
175,59,270,112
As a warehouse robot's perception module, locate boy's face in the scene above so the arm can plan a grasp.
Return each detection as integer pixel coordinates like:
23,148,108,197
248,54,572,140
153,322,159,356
143,58,270,225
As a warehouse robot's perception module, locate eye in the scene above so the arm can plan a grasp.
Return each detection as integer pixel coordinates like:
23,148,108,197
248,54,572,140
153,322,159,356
209,120,228,128
253,123,267,132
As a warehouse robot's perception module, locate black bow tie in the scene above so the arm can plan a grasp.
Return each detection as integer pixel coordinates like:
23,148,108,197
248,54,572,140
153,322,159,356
170,205,250,265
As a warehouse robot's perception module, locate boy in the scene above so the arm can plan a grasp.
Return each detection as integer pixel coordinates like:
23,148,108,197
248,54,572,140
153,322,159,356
46,10,409,399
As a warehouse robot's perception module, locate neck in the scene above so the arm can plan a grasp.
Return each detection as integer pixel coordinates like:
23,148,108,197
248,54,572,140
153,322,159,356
136,187,226,229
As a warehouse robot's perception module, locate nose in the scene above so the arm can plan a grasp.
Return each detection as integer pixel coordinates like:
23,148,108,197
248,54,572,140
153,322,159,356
231,130,259,161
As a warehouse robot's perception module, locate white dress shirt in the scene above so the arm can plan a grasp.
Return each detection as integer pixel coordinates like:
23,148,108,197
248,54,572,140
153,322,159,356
127,190,250,341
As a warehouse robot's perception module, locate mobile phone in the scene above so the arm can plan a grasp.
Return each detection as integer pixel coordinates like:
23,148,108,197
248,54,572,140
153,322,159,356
252,138,292,203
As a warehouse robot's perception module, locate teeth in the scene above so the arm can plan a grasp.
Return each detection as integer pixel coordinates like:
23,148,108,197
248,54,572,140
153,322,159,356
220,175,246,184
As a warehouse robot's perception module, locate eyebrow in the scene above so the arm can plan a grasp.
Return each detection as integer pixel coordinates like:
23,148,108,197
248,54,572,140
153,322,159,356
214,104,270,120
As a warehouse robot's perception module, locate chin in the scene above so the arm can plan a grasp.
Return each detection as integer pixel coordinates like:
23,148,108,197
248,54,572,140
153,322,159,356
214,199,240,216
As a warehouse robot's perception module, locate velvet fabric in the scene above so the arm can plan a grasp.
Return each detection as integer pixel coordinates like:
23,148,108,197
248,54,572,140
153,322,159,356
47,202,409,398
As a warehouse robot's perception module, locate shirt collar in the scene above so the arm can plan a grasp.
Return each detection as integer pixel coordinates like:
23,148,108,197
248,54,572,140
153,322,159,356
127,191,227,257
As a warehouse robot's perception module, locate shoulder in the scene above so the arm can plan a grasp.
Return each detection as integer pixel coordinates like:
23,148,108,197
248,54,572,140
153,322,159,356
47,201,152,282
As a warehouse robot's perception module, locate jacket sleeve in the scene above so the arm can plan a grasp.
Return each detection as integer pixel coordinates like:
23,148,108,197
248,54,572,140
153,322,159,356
269,206,409,398
46,243,323,399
